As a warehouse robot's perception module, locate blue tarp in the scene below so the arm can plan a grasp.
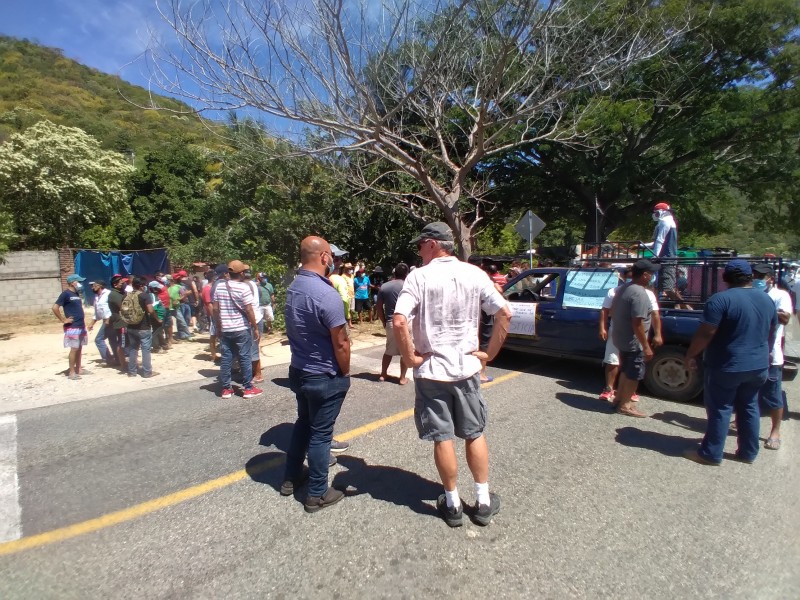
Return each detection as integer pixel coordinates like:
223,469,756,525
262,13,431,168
74,249,169,305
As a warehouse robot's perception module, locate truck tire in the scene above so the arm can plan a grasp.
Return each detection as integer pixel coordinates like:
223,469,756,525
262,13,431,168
644,345,703,402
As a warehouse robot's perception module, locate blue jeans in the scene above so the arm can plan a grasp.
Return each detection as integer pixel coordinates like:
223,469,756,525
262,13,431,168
219,329,254,390
94,322,110,362
126,329,153,376
700,367,767,463
173,308,192,339
180,303,192,329
284,366,350,497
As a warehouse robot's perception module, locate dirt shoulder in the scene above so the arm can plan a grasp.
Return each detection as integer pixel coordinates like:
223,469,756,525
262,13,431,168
0,313,387,414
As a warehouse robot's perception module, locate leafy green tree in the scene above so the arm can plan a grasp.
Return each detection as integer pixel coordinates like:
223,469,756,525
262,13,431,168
0,119,133,248
488,0,800,244
124,141,211,249
0,210,16,262
207,119,422,270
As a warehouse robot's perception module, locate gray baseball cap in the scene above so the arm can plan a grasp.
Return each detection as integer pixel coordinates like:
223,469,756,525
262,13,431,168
410,222,454,245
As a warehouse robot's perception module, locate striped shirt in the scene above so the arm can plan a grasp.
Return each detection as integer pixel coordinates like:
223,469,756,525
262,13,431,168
212,280,254,332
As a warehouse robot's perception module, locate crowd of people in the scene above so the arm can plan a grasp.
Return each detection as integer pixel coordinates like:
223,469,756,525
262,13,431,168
52,265,278,395
51,206,797,525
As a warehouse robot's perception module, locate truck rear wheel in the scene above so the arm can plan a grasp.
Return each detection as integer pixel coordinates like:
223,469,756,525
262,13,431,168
644,345,703,402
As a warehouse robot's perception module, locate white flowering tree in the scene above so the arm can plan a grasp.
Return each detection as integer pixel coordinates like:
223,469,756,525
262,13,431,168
0,120,134,249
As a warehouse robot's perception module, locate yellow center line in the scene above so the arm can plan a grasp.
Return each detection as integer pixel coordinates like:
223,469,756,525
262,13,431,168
0,370,522,556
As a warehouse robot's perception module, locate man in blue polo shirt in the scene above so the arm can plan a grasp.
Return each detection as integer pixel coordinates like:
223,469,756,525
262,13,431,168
683,259,777,465
281,236,351,513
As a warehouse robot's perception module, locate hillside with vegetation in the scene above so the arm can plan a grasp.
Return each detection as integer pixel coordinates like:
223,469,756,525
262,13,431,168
0,36,214,155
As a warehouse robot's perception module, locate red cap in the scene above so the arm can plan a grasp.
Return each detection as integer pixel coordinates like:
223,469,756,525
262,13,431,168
654,202,671,211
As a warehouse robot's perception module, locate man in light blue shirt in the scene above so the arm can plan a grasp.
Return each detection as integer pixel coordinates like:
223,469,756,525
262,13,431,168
282,236,351,513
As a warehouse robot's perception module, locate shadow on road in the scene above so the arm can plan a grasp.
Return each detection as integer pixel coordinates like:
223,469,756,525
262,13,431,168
494,350,602,391
615,426,697,457
350,371,382,382
271,377,291,389
557,392,614,414
332,455,439,518
258,422,294,451
650,411,708,434
245,451,287,493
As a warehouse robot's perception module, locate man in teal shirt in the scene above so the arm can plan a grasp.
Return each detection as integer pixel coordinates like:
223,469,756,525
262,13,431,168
353,266,371,324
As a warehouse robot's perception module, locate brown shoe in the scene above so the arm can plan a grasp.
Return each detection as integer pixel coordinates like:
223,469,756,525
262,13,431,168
304,487,344,513
142,372,160,379
616,406,647,418
683,448,721,466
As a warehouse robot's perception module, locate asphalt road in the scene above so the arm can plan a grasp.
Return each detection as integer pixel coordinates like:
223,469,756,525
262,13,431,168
1,346,798,599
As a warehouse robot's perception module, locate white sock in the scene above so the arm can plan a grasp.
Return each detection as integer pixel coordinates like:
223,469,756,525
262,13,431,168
445,488,461,509
475,481,490,506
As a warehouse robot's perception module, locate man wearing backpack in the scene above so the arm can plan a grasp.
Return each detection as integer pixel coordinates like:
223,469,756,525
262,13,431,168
123,276,162,378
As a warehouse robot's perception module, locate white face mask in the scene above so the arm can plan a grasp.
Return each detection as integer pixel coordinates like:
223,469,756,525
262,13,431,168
74,282,83,291
652,212,661,222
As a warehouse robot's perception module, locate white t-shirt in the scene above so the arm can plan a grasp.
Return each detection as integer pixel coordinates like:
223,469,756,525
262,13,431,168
394,256,507,381
93,288,111,321
767,286,792,365
246,281,264,324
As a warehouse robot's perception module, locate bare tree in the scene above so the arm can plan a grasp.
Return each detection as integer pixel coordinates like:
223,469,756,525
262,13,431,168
150,0,691,258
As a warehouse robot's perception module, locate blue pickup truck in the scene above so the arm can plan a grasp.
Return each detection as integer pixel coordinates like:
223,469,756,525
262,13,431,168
502,267,704,401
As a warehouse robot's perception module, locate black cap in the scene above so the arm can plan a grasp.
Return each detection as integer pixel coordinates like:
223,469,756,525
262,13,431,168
410,221,454,245
632,259,661,276
752,263,774,276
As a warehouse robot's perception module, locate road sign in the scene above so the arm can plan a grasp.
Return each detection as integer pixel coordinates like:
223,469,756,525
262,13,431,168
515,210,546,242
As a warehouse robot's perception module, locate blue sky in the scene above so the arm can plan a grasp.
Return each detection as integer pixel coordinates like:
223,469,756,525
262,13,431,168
3,0,167,89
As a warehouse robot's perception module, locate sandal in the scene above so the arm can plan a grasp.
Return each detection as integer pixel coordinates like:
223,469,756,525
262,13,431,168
764,437,781,450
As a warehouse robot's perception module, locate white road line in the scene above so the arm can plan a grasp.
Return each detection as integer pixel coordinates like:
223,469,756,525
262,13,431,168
0,414,21,543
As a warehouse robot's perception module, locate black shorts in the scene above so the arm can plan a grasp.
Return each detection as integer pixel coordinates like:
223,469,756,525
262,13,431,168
355,298,371,312
620,350,646,381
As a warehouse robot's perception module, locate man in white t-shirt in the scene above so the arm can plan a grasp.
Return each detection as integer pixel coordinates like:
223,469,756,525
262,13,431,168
599,267,662,402
753,264,792,450
393,222,512,528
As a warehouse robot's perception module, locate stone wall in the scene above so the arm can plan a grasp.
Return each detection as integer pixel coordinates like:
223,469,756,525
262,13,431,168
0,250,63,315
